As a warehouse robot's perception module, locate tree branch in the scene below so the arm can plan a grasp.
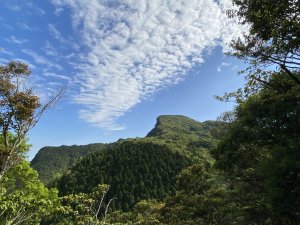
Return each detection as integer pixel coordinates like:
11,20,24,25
280,64,300,85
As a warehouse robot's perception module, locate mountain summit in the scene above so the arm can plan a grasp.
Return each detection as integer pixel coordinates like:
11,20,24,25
31,115,225,184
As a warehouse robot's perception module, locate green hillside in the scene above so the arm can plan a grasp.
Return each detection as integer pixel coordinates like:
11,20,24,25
57,140,191,211
31,115,225,185
146,115,227,161
31,143,111,184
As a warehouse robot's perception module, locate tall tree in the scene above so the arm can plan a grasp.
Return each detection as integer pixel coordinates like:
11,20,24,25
214,73,300,224
214,2,300,223
226,0,300,98
0,61,61,181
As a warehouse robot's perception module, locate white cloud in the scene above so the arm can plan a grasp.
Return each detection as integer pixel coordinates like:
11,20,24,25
3,24,14,30
5,4,21,11
48,23,80,50
44,41,59,56
26,2,46,16
219,0,250,52
0,49,14,56
43,71,72,82
48,23,65,43
217,62,231,72
22,49,63,70
5,2,45,16
51,0,247,130
5,36,28,44
54,7,64,16
18,22,38,31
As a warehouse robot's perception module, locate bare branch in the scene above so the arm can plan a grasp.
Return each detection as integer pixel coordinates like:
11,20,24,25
102,198,114,225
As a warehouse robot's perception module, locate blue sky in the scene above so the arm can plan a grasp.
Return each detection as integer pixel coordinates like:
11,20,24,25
0,0,247,159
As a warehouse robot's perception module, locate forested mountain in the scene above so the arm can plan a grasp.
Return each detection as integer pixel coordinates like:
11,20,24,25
32,115,224,185
2,0,299,224
146,115,227,161
57,140,191,211
48,115,225,212
31,143,112,184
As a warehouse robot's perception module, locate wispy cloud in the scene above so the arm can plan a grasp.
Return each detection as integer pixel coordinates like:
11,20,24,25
44,41,59,56
5,4,21,11
5,2,45,16
0,58,9,64
0,49,14,56
26,2,46,16
51,0,246,130
17,22,38,31
43,71,72,82
217,62,231,72
54,7,64,16
22,49,63,70
3,24,14,30
48,23,80,50
5,36,28,44
48,24,63,41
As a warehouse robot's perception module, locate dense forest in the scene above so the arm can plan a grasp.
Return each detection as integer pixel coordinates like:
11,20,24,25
146,115,227,161
31,115,224,186
57,140,191,211
0,0,299,224
31,143,112,184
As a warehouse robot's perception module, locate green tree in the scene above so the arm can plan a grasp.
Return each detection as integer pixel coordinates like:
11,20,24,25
43,184,113,225
214,73,300,224
160,163,237,225
0,161,59,225
0,61,61,181
107,199,164,225
215,1,300,223
224,0,300,99
56,141,191,211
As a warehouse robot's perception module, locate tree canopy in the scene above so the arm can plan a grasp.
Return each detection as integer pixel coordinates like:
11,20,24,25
214,72,300,224
225,0,300,99
56,140,191,211
0,161,59,225
0,61,61,181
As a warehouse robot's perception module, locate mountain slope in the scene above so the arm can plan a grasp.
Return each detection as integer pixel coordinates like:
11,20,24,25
146,115,227,161
31,115,226,185
57,140,191,211
31,143,111,184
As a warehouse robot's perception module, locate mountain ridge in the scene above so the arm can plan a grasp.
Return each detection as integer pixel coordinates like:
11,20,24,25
31,115,226,184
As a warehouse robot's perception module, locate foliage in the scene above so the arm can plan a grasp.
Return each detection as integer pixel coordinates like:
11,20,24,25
216,1,300,223
56,140,191,211
32,115,224,186
159,163,238,225
213,73,300,224
222,0,300,101
146,115,226,162
0,161,59,225
0,133,30,161
31,143,111,185
107,163,238,225
42,184,112,225
3,1,300,224
0,61,61,181
108,200,164,225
